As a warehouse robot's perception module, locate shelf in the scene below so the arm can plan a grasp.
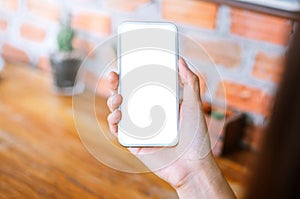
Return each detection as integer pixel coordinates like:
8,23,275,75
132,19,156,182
201,0,300,21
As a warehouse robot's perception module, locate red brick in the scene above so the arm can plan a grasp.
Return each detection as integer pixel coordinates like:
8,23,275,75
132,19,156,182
0,19,7,31
184,38,242,68
26,0,60,21
162,0,218,29
71,12,111,36
72,37,95,57
0,0,19,11
37,56,51,72
230,8,293,45
20,22,46,42
2,43,30,63
252,52,286,84
215,81,271,116
105,0,150,11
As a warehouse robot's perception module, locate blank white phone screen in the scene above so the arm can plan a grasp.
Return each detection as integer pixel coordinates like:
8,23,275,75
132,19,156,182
118,22,178,147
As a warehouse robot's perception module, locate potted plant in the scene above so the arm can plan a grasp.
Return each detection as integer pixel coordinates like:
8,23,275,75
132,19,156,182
50,13,83,95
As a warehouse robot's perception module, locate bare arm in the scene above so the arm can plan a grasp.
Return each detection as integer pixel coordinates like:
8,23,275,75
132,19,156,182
175,153,236,199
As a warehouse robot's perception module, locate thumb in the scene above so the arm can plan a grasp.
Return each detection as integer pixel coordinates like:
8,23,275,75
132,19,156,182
178,58,201,105
177,59,209,159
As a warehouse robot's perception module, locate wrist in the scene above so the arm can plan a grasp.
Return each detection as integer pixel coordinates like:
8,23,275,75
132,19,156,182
175,152,236,199
175,152,215,197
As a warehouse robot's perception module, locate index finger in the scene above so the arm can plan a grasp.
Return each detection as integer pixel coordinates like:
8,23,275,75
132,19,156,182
108,71,119,91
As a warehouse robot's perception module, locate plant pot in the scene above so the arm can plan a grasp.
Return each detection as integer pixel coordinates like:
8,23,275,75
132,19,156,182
50,51,84,95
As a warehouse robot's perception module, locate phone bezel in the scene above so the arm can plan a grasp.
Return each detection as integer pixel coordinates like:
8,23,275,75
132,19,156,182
117,21,179,147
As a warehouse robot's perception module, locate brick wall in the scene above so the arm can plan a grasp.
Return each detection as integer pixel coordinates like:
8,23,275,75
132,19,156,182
0,0,294,125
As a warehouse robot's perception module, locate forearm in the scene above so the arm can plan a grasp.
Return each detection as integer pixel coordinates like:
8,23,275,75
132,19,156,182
176,153,236,199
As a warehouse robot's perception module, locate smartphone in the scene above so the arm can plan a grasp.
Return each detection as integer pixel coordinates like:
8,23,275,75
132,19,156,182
117,21,179,147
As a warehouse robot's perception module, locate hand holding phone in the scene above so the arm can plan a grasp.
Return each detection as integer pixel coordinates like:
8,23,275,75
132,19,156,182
107,57,215,192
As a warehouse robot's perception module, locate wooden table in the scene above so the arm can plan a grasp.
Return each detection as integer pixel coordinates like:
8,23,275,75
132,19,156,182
0,63,247,198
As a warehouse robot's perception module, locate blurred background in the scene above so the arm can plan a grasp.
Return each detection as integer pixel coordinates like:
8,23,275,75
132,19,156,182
0,0,294,148
0,0,298,198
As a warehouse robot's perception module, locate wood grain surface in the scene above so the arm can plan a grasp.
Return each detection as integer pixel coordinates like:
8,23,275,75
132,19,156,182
0,63,247,199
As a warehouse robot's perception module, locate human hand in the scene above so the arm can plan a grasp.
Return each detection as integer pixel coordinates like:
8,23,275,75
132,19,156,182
107,58,235,198
107,57,210,183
